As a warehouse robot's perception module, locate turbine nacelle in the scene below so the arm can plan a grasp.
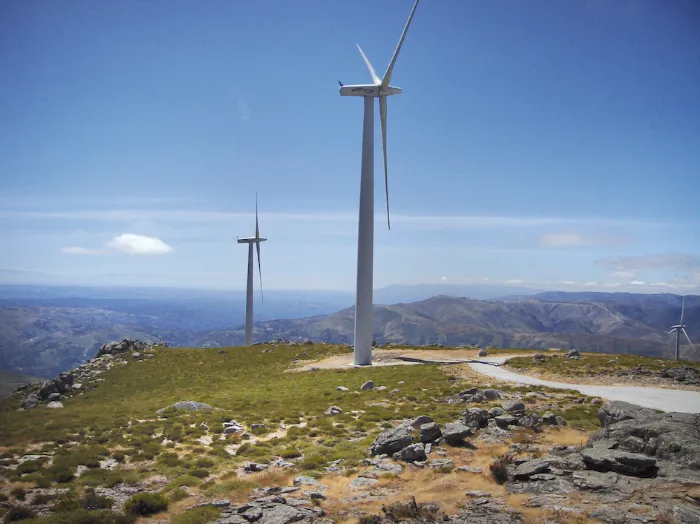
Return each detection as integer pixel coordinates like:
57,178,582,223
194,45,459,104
237,237,267,244
339,84,403,97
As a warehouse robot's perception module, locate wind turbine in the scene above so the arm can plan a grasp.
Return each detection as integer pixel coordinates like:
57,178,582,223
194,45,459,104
339,0,420,366
237,194,266,346
670,295,694,360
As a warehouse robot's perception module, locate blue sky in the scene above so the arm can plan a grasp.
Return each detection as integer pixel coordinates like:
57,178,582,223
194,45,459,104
1,0,699,293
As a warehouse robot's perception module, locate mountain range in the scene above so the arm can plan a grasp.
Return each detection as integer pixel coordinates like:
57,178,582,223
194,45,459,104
0,285,697,379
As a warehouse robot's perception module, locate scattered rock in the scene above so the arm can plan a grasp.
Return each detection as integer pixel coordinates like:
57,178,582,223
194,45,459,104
369,426,414,456
565,349,580,359
518,414,542,430
419,422,442,443
325,405,343,416
400,443,427,462
157,400,212,414
463,408,489,427
494,415,519,429
46,401,64,409
443,421,474,446
489,407,506,418
21,392,39,410
502,400,525,414
349,477,379,489
410,415,435,428
361,380,375,391
483,389,501,401
478,348,488,357
336,386,349,391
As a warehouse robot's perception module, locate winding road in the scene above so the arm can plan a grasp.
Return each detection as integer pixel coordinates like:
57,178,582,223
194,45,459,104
468,357,700,414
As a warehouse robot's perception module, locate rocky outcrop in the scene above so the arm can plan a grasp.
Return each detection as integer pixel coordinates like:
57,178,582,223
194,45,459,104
203,494,330,524
96,339,155,357
596,400,657,428
507,401,700,522
13,339,160,411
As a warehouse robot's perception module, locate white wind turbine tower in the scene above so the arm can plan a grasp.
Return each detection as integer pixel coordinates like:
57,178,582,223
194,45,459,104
237,194,266,346
339,0,420,366
670,295,694,360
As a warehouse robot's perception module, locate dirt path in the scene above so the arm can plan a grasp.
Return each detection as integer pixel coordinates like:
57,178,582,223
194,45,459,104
469,357,700,414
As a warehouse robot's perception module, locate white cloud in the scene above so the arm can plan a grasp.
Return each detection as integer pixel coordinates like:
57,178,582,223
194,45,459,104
106,234,173,255
60,246,104,255
62,233,173,257
539,233,589,247
440,276,448,281
539,231,634,248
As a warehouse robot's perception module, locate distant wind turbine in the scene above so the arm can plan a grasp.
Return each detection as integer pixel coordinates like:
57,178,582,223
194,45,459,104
670,295,694,360
339,0,420,366
237,194,266,346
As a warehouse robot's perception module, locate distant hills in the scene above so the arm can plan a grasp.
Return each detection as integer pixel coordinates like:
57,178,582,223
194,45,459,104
249,294,699,360
0,284,697,378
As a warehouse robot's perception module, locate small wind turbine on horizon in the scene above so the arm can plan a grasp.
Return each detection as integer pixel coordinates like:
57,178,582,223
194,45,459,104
237,194,266,346
339,0,420,366
670,295,694,360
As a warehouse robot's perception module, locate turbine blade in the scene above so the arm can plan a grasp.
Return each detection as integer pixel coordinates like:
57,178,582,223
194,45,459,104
680,296,685,324
381,0,420,87
356,44,380,85
256,240,263,302
379,95,390,230
255,192,260,239
682,328,694,348
669,329,676,334
255,193,263,302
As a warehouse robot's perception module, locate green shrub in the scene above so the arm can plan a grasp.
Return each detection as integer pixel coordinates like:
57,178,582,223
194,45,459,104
16,459,45,475
124,492,168,516
80,489,114,510
9,488,25,501
279,447,302,459
166,475,201,489
33,493,55,505
4,506,36,522
171,506,221,524
168,488,189,503
194,458,214,469
189,468,209,479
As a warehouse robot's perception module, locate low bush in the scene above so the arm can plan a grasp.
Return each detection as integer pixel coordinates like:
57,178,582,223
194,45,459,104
4,506,36,522
490,453,513,485
189,468,210,479
124,492,168,516
80,489,114,510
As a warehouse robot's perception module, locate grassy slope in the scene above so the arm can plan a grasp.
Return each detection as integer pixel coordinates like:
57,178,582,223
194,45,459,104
0,343,606,524
0,344,467,446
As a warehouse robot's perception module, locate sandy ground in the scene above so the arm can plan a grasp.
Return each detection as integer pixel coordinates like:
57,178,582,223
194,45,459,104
289,349,502,372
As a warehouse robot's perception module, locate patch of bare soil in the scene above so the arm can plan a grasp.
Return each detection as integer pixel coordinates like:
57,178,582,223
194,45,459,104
288,349,522,374
502,364,700,392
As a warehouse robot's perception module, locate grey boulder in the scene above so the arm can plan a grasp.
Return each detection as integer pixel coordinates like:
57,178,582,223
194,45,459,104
369,426,414,456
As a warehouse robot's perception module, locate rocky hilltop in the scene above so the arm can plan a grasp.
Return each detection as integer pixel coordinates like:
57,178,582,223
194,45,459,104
1,340,700,523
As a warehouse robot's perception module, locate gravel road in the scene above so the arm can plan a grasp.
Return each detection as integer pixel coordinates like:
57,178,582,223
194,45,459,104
469,357,700,413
